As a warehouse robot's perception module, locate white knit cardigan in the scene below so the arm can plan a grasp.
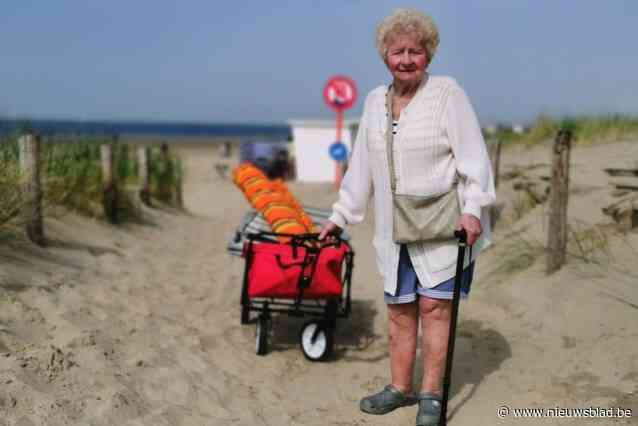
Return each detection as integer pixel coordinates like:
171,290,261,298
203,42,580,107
328,75,496,294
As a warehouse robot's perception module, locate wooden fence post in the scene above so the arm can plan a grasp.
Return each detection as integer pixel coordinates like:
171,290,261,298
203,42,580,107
220,141,231,158
116,142,130,180
158,143,173,203
18,134,45,246
175,155,184,209
488,139,502,190
487,139,502,228
137,146,151,206
546,130,571,274
101,144,118,224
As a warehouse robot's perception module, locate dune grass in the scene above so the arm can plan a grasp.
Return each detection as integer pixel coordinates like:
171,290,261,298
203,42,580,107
492,114,638,146
149,145,179,204
41,137,105,217
0,136,22,228
0,133,183,231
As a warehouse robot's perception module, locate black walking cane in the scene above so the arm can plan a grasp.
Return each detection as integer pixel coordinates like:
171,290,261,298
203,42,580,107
440,229,470,426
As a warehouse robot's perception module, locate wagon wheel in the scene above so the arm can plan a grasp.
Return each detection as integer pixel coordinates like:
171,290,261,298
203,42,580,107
256,315,270,356
300,320,334,361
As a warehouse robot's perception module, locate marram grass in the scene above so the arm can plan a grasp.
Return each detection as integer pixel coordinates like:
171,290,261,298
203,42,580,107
0,134,183,230
0,136,23,228
492,114,638,146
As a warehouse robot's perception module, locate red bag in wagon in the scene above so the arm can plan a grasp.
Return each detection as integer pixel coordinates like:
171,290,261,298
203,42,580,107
244,240,349,299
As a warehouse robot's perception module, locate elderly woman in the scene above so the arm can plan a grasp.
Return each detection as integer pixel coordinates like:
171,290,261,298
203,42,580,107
319,8,496,426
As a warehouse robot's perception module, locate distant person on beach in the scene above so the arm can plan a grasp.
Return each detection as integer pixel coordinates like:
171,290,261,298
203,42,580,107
267,149,290,180
319,8,495,426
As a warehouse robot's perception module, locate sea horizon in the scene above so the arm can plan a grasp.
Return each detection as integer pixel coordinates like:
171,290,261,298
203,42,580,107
0,117,293,143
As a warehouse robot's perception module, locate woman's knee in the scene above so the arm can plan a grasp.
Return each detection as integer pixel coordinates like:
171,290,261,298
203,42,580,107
387,304,418,340
388,302,418,322
419,297,451,321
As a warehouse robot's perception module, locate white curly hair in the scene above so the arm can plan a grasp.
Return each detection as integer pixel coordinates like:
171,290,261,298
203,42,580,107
375,8,440,66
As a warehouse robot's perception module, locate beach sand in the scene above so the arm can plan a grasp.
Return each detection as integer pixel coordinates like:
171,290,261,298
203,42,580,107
0,138,637,425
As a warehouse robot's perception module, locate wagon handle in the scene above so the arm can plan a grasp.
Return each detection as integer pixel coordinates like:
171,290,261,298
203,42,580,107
275,255,312,269
295,232,343,249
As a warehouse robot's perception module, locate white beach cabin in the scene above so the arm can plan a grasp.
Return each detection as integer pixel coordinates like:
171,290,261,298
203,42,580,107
288,119,359,183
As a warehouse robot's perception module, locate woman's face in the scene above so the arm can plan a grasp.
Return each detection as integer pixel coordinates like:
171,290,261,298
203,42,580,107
384,33,427,86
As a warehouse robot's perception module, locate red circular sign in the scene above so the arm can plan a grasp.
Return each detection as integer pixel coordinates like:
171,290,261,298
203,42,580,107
323,75,357,112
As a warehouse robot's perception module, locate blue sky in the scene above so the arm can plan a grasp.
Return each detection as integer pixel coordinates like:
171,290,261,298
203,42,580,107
1,1,636,125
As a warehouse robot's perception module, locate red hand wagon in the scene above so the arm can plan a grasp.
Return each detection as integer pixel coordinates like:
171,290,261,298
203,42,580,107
240,231,354,361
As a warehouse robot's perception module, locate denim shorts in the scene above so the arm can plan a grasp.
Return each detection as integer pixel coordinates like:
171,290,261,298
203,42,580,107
384,244,475,304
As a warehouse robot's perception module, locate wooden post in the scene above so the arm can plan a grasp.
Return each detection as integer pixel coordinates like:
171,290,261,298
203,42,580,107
546,130,571,274
101,144,118,224
175,155,184,208
488,139,502,190
487,139,502,229
220,141,231,158
158,143,173,203
116,142,130,181
18,134,45,246
137,146,151,206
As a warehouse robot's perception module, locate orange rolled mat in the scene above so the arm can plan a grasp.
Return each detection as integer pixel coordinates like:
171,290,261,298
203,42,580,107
262,204,299,224
232,163,266,187
271,218,308,243
244,179,273,199
251,191,285,211
232,164,315,236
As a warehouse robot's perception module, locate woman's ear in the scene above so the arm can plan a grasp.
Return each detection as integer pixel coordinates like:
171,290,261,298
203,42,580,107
381,48,389,67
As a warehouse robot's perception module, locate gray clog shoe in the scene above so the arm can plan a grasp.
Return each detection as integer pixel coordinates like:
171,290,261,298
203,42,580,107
416,392,442,426
359,385,416,415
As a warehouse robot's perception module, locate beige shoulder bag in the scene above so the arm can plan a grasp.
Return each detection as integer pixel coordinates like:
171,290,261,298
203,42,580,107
386,85,462,244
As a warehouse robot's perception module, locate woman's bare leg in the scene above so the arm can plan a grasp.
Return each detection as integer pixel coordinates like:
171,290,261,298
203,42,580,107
387,302,419,393
418,296,452,394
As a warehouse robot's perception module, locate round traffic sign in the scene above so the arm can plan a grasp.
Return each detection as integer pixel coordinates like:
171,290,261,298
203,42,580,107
329,142,348,162
323,76,357,112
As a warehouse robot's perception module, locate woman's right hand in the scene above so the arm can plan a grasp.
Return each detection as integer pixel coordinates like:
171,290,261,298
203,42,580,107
318,220,342,241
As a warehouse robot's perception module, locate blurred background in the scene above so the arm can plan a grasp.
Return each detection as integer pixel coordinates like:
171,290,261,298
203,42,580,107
1,2,637,426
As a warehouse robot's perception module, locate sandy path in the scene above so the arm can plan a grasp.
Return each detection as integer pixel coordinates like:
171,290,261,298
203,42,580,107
1,141,637,425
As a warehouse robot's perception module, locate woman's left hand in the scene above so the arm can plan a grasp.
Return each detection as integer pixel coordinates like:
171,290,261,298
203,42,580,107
457,213,482,246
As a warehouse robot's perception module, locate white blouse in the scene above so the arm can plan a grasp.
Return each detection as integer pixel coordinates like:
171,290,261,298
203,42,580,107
328,75,496,294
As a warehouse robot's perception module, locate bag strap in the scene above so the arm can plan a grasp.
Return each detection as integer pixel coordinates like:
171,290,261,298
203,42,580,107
385,85,398,194
295,246,321,306
385,76,429,194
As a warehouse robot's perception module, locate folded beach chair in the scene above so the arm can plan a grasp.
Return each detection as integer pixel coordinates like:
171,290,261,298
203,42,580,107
226,206,350,257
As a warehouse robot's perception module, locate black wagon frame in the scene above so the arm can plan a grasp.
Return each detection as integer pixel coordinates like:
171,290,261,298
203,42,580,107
239,231,354,360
